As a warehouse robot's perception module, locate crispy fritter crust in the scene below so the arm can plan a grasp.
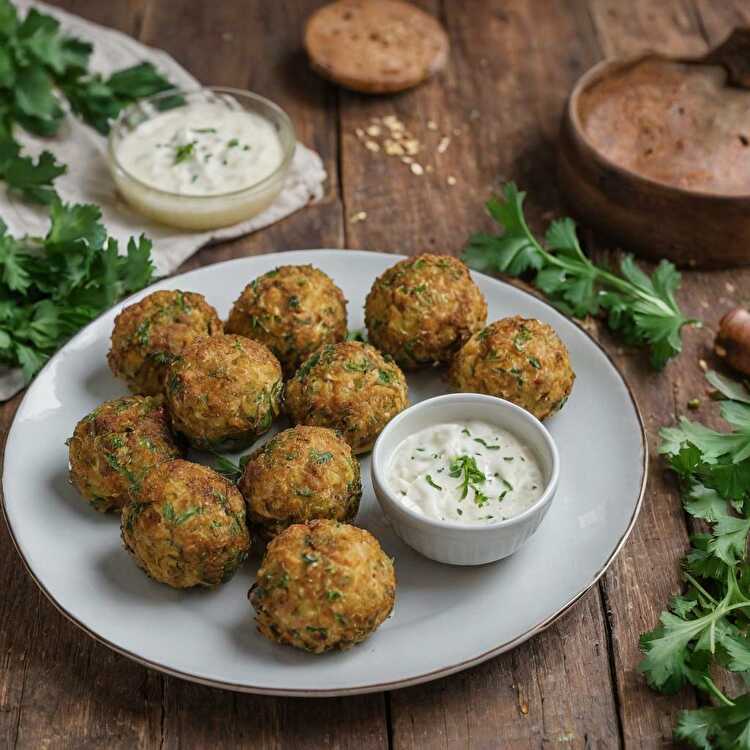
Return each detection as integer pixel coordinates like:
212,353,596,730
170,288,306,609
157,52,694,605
250,520,395,653
365,254,487,369
108,290,222,396
449,316,575,420
121,459,250,588
283,341,408,454
225,265,348,376
239,426,361,542
165,334,283,450
67,395,182,513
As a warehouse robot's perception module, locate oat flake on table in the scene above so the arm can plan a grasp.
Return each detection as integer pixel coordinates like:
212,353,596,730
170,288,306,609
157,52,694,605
0,0,327,401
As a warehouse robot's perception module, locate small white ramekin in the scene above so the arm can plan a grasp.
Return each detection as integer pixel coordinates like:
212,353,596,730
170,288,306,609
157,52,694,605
371,393,560,566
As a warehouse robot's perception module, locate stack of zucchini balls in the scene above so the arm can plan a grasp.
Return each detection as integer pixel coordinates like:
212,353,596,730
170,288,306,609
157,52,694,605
67,254,574,654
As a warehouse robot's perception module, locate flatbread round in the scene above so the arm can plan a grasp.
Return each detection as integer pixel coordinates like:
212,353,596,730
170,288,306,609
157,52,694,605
304,0,449,94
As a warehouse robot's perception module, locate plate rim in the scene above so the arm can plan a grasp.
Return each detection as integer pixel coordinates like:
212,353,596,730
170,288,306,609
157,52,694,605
1,249,648,697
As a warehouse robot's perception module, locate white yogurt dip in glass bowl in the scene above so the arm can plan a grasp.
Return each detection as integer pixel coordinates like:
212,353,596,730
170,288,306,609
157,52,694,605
108,87,295,230
371,393,560,565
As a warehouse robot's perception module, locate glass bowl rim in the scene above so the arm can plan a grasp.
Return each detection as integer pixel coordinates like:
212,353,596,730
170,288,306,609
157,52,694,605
107,86,296,201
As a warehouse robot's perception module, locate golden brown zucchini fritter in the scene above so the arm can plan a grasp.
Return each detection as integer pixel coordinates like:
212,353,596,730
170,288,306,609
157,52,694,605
250,519,395,653
284,341,408,454
108,290,222,396
165,334,283,450
449,316,575,420
67,395,182,513
365,254,486,369
121,459,250,588
225,265,347,376
239,426,361,542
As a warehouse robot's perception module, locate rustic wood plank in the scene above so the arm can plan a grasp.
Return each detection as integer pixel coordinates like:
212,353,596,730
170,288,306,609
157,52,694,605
587,0,707,58
693,0,750,44
139,0,345,273
0,5,168,749
666,269,750,703
138,2,387,747
48,0,149,34
337,1,621,746
162,685,388,750
583,1,718,745
390,589,619,750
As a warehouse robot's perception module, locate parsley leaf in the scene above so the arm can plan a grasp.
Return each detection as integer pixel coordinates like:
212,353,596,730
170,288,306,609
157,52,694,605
0,200,156,381
209,450,243,482
449,454,488,506
463,183,698,369
0,1,177,200
173,141,195,165
641,371,750,743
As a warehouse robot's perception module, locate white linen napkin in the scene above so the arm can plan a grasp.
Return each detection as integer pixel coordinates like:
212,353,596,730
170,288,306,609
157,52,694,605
0,0,327,400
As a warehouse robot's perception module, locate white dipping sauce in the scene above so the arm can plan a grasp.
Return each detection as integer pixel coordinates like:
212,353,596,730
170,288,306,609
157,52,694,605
388,420,545,524
116,102,284,196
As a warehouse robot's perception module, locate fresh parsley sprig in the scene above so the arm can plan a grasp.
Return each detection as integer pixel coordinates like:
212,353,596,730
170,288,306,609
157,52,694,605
0,200,155,380
0,0,175,203
640,371,750,747
208,450,251,483
463,183,698,369
449,455,489,506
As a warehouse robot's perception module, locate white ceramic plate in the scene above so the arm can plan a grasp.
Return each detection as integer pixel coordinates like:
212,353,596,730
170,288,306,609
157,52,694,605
2,250,646,696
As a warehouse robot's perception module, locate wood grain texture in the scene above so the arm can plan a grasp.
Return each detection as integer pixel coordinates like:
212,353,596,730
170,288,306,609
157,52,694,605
587,0,707,58
0,5,166,749
666,267,749,704
0,394,37,750
140,0,345,273
337,1,621,747
390,590,619,750
583,1,713,745
2,0,748,748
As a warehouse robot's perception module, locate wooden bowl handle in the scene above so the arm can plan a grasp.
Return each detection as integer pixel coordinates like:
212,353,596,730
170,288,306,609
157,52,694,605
682,27,750,89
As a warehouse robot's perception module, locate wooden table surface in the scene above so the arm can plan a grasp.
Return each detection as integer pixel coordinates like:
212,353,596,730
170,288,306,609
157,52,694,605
1,1,749,747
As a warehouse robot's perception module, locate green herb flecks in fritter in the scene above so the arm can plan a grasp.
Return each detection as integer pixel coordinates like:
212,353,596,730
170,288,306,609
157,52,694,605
108,290,222,395
67,395,182,513
166,334,283,451
449,316,574,420
284,341,408,454
225,265,348,376
239,426,361,541
250,520,395,653
121,459,250,588
365,254,486,369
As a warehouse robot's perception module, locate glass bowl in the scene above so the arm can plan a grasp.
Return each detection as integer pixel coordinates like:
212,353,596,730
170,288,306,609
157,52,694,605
107,87,296,231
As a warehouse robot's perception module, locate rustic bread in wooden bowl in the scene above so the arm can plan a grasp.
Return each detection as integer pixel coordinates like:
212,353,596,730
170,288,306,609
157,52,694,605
558,29,750,269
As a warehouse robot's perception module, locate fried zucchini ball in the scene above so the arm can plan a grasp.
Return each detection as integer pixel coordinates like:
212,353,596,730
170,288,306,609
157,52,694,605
239,426,361,542
109,290,222,396
225,265,348,376
365,254,487,369
250,520,395,653
449,316,575,420
165,334,283,450
284,341,408,454
121,459,250,588
67,395,182,513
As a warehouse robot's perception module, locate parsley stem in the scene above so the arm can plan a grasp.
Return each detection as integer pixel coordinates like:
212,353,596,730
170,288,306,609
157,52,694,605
700,675,735,707
683,572,719,607
516,202,695,322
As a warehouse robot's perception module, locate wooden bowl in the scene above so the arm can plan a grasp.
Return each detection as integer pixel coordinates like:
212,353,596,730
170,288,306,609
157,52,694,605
558,29,750,269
